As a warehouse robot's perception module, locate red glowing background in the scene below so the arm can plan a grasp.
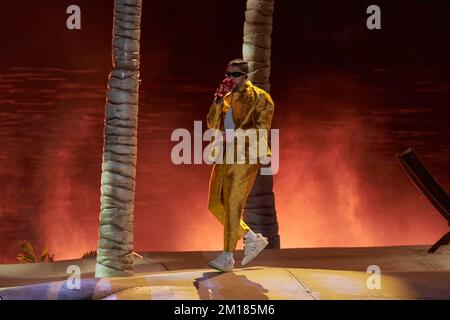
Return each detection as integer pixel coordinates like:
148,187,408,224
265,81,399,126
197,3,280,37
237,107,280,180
0,0,449,263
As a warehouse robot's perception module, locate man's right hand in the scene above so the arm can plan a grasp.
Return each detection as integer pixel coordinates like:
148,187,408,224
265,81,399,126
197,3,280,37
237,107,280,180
214,77,235,98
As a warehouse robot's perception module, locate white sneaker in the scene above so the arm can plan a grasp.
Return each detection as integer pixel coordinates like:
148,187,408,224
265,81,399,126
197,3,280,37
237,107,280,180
208,252,235,272
241,234,269,266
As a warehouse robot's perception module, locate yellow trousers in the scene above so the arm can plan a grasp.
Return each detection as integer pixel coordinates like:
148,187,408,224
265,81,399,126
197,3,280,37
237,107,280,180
208,163,260,251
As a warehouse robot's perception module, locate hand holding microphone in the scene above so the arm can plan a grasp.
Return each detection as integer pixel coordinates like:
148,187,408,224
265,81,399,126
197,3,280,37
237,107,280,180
214,77,235,99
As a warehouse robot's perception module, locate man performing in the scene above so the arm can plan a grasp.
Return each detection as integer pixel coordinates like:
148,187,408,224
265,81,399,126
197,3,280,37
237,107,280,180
206,59,275,272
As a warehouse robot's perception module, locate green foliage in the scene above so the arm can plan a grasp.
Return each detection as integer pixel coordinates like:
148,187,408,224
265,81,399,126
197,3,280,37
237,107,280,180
81,250,97,259
16,240,55,263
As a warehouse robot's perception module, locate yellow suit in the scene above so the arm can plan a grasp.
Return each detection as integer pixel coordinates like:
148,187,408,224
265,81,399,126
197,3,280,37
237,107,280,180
206,80,275,251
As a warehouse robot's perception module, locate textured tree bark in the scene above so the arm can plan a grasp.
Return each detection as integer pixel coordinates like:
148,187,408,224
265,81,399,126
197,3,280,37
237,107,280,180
95,0,142,278
243,0,274,92
242,0,280,248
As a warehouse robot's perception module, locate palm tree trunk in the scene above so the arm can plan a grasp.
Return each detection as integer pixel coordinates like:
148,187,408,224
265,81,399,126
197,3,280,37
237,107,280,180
242,0,280,248
95,0,142,278
243,0,274,92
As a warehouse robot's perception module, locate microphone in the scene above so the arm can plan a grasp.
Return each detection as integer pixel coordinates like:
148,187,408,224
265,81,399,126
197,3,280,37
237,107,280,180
214,77,235,98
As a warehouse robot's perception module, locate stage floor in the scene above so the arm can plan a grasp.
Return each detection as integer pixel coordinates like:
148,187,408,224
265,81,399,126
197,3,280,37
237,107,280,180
0,245,449,299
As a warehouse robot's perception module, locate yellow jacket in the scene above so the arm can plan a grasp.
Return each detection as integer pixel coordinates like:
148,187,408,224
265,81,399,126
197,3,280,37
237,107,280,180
206,80,275,162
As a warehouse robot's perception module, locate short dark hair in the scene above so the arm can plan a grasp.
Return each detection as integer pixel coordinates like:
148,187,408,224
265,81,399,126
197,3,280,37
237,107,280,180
227,59,249,74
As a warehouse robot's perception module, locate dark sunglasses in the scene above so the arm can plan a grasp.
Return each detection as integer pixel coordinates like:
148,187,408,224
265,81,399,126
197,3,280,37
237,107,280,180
225,71,247,78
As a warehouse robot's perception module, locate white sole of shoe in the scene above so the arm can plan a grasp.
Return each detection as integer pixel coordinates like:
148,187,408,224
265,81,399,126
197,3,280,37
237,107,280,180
208,261,234,272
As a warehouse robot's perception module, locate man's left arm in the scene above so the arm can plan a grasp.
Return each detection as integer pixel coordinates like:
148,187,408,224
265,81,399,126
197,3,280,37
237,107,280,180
254,92,275,130
254,92,275,158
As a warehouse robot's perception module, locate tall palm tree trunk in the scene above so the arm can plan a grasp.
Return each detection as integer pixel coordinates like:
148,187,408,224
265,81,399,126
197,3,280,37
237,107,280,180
243,0,274,92
242,0,280,248
95,0,142,278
